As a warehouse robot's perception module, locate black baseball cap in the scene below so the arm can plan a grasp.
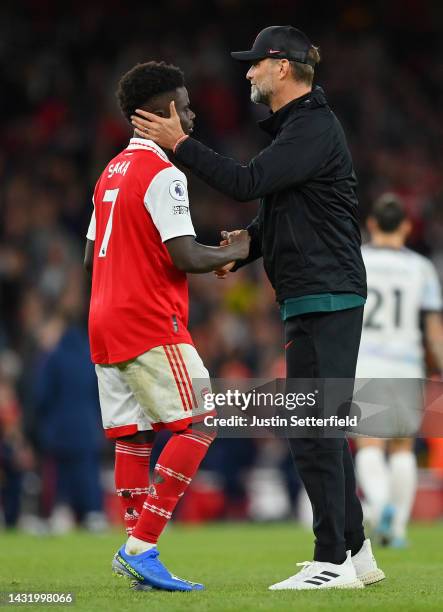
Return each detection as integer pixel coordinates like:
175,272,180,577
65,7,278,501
231,25,316,66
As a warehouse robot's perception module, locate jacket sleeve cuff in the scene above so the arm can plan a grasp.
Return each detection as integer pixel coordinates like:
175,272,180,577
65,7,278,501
173,134,189,154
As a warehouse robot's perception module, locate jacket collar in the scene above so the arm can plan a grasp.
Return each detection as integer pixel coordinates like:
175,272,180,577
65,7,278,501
258,85,328,136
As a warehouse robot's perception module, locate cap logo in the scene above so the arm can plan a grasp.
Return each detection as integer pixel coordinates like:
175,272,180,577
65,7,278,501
268,49,281,54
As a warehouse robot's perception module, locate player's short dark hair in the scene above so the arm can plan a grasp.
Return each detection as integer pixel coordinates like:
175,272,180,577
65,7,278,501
116,61,185,123
371,193,407,233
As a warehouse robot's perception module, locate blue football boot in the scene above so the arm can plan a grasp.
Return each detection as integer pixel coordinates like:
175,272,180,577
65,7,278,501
389,536,408,549
376,504,395,546
112,545,204,591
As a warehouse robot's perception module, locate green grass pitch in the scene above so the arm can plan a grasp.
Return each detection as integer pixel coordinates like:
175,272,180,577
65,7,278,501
1,522,442,611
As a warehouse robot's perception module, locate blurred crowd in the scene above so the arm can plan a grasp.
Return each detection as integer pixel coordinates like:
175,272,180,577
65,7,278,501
1,0,443,531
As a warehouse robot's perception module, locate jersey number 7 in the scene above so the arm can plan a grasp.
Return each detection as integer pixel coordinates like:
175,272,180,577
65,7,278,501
98,188,120,258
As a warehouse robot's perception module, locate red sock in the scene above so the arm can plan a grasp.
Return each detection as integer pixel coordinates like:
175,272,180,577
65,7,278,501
132,428,215,543
115,441,152,536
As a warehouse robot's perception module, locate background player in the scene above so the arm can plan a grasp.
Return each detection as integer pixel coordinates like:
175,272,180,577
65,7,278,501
355,194,443,547
84,61,250,591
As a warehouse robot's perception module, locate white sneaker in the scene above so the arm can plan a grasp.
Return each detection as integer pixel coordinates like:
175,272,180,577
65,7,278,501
351,539,385,585
268,551,364,590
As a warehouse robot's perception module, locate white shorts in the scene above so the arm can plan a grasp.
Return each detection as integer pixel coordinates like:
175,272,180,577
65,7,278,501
351,378,424,438
354,356,424,437
95,343,214,439
356,356,424,379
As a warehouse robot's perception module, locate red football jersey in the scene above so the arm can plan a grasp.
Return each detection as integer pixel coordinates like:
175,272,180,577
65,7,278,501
87,138,196,364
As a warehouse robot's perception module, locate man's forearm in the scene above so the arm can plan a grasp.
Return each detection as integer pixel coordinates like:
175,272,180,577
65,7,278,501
175,137,255,202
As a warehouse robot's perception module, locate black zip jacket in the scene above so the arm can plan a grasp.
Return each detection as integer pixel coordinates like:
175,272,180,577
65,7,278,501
175,86,367,303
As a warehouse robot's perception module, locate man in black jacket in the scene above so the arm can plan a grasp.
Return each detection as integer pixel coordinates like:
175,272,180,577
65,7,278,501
131,26,385,590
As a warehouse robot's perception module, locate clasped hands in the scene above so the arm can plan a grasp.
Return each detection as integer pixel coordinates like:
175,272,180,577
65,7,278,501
215,229,249,279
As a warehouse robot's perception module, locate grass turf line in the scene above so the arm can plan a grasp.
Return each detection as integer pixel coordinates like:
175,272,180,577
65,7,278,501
0,523,442,611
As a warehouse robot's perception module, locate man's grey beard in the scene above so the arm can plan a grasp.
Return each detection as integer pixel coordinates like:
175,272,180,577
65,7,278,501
250,84,272,106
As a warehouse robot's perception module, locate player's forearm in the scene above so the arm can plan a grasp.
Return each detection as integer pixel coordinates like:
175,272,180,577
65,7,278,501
428,338,443,372
425,313,443,372
84,239,94,278
175,242,243,274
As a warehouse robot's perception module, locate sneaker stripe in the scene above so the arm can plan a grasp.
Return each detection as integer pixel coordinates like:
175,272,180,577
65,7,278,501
321,571,340,578
304,579,324,586
312,575,331,582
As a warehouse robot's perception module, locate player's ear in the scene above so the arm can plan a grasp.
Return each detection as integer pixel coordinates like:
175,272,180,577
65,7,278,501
366,216,377,233
402,219,412,239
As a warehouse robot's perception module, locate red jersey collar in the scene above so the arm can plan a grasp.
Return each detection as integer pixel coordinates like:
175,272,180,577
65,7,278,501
126,137,169,162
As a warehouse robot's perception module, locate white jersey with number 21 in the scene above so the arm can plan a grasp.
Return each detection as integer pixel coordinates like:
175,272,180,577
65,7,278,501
357,245,442,378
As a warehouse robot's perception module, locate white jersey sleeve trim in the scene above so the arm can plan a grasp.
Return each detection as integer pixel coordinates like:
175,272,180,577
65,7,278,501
144,165,196,242
86,199,96,240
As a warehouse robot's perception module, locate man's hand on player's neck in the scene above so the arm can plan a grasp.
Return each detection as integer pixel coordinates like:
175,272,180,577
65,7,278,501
131,101,186,150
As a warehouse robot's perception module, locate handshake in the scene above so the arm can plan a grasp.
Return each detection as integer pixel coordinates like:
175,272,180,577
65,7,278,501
215,229,250,279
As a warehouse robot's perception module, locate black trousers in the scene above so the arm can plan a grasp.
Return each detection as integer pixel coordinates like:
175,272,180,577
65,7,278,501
285,306,365,564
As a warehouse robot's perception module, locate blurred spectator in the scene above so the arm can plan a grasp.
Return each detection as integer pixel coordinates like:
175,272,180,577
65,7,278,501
0,351,34,527
31,285,106,533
